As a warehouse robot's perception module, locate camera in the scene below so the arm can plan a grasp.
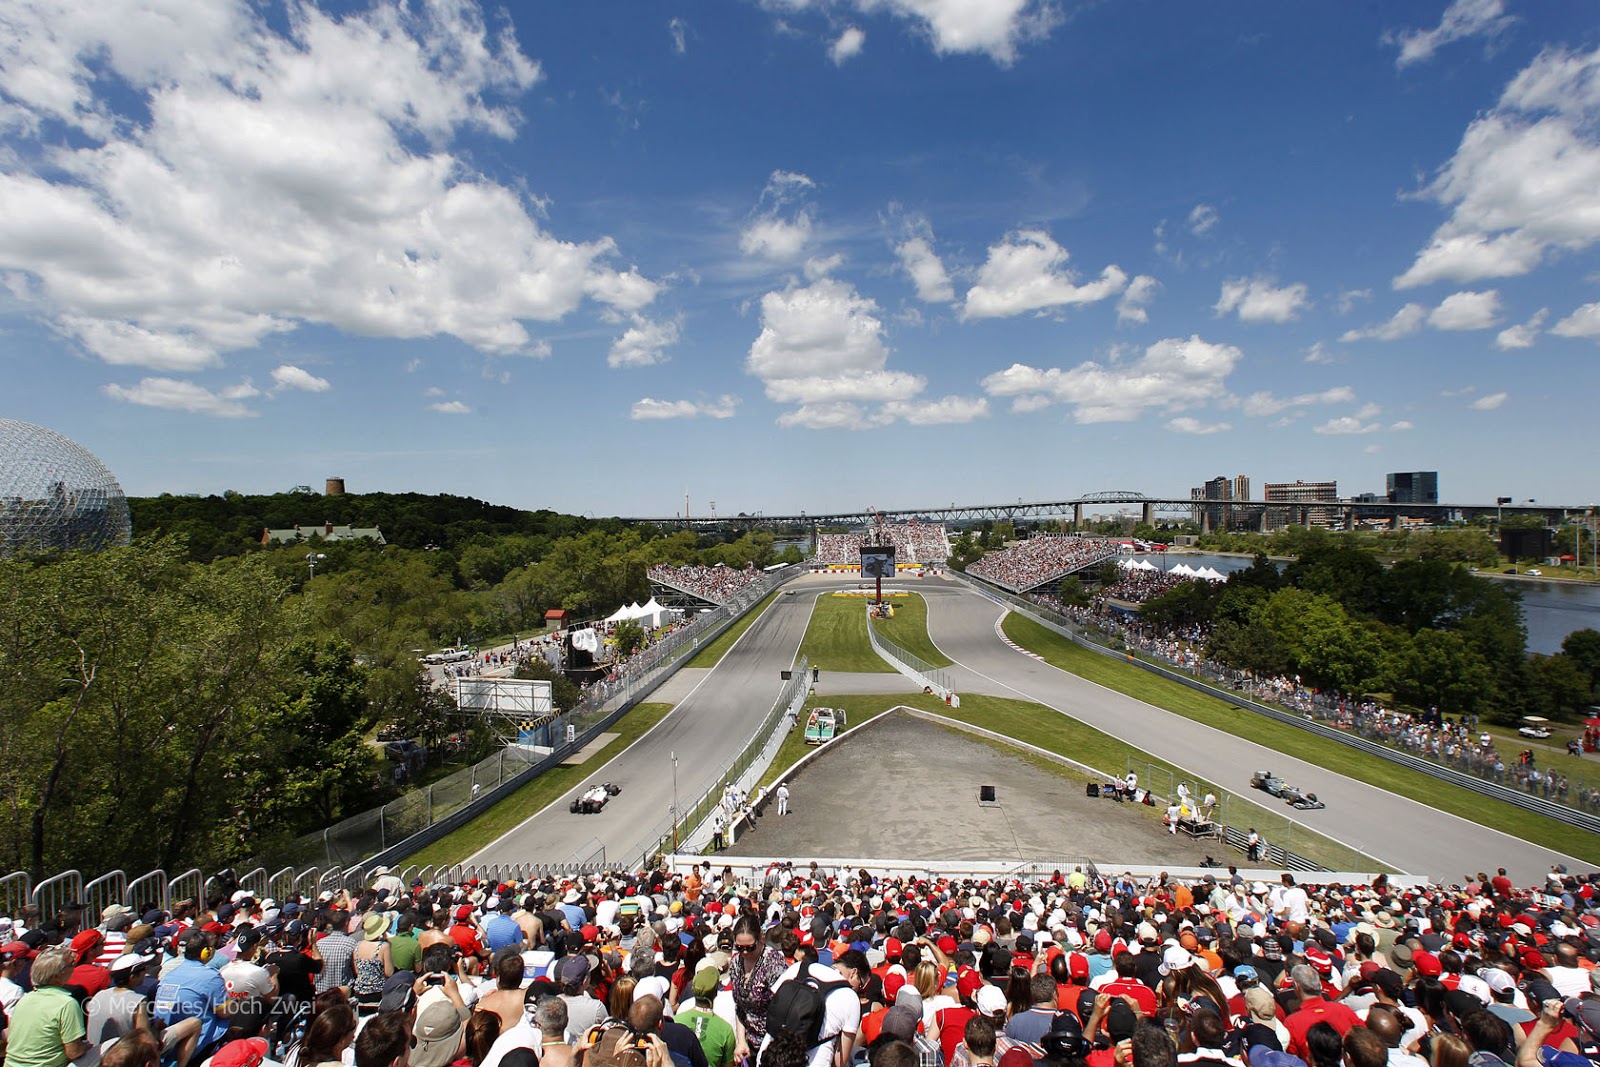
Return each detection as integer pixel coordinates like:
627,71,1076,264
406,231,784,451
425,974,446,986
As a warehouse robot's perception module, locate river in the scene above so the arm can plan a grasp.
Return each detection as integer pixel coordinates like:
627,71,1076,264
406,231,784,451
1162,551,1600,655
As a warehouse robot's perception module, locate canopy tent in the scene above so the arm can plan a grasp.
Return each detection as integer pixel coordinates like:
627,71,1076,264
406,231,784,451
1169,563,1195,576
1117,557,1136,570
1134,558,1158,571
635,596,670,628
604,603,636,623
1197,566,1227,581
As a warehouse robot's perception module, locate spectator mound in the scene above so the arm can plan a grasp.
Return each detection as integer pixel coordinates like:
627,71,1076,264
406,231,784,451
724,711,1223,866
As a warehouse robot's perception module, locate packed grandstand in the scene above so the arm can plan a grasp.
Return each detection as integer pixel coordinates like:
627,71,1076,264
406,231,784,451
648,564,769,605
814,524,952,567
20,858,1600,1067
966,537,1122,592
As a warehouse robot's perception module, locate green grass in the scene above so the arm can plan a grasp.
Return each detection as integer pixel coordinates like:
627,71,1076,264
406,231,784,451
760,692,1382,871
685,589,785,669
1001,613,1600,865
870,593,954,668
395,702,675,868
797,595,896,673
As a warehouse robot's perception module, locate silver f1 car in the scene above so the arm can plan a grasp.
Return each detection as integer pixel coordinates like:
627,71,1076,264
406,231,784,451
570,782,622,814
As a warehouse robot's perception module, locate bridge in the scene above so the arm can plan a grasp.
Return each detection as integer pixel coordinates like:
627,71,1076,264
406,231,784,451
622,491,1588,532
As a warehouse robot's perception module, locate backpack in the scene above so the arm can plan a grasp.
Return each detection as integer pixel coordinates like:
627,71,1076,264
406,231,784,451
767,968,853,1049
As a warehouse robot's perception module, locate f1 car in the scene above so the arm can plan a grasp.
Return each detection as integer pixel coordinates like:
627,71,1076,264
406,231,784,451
570,782,622,814
1279,783,1325,810
1250,770,1286,796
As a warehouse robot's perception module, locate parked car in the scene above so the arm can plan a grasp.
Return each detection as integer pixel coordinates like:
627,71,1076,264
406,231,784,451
384,739,425,762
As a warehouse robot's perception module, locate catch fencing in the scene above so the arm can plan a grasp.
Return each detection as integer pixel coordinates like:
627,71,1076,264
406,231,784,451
864,607,955,702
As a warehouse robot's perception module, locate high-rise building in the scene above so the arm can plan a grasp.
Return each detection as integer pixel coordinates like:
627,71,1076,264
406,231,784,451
1234,475,1250,502
1386,471,1438,506
1190,475,1234,530
1264,479,1339,527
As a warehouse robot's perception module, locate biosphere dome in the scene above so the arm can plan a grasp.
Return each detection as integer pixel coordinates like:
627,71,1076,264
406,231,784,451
0,419,132,557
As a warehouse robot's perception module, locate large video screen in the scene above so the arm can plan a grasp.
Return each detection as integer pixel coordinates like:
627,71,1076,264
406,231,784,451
860,546,896,578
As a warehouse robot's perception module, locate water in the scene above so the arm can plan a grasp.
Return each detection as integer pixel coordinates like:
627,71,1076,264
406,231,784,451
1160,552,1600,655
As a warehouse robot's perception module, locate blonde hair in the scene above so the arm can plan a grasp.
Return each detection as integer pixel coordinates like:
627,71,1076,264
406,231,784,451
913,960,940,1000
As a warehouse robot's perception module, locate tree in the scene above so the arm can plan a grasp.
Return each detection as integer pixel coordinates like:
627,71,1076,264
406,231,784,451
1562,629,1600,699
1056,576,1090,608
1381,628,1494,718
1523,654,1593,717
612,620,646,659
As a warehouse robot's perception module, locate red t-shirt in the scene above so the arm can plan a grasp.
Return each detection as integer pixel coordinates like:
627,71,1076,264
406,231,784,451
1519,1019,1580,1050
450,923,484,957
936,1006,977,1063
70,963,111,996
1286,998,1362,1058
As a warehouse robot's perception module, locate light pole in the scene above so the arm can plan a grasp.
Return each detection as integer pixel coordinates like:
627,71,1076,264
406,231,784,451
671,751,680,853
306,552,327,580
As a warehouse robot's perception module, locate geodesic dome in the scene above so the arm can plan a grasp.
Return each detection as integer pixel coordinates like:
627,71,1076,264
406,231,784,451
0,419,131,557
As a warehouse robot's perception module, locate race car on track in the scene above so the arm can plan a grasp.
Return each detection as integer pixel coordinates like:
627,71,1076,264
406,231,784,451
570,782,622,814
1250,770,1286,796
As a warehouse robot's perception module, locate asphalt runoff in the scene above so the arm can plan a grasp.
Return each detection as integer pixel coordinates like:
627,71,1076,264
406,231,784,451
721,711,1226,866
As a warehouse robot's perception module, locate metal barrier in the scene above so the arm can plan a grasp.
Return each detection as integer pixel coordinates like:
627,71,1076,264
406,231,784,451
637,657,812,866
268,868,297,903
82,870,127,922
168,869,203,908
956,570,1600,841
33,870,83,919
0,872,32,919
126,871,166,914
864,607,955,701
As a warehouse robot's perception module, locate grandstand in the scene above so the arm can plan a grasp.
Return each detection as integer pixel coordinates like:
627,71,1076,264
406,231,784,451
966,534,1121,592
812,522,951,567
648,562,767,605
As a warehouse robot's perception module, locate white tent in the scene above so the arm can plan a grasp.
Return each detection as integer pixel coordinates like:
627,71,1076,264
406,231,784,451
1199,566,1227,581
635,597,670,628
1117,557,1136,570
1169,563,1194,577
1135,558,1158,571
604,603,634,623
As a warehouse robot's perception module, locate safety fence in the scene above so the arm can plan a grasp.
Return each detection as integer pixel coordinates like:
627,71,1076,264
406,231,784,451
864,606,955,702
635,657,813,868
955,570,1600,840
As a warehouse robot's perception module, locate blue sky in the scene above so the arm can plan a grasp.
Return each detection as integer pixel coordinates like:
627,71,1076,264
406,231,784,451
2,0,1598,517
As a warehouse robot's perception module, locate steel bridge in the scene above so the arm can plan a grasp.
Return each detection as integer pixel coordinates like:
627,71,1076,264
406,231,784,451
621,490,1587,533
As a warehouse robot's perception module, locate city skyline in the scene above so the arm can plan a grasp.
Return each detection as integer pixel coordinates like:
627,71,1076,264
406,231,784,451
2,1,1599,515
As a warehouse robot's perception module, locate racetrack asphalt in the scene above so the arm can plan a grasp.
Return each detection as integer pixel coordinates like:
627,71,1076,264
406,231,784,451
915,575,1583,884
469,572,1580,884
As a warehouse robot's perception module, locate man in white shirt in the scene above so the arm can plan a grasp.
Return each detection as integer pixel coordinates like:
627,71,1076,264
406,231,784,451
761,960,860,1067
1545,943,1591,999
1276,874,1309,932
776,785,790,815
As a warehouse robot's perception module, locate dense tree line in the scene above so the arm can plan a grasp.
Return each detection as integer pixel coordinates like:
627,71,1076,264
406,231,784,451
0,499,801,876
1136,540,1600,721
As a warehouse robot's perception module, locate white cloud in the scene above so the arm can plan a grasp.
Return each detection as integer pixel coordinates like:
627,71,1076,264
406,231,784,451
1214,276,1312,324
1340,303,1428,342
980,335,1242,424
1391,420,1415,431
103,376,257,417
1428,289,1501,330
1496,307,1548,349
1313,416,1382,435
1166,416,1230,435
669,16,689,54
1471,391,1508,410
1117,275,1159,325
270,364,331,393
0,0,663,374
1365,444,1383,455
1396,47,1600,289
804,252,846,280
608,315,682,367
431,400,472,414
739,170,815,262
894,234,955,304
630,395,739,420
880,395,989,425
1385,0,1513,69
1336,289,1373,314
424,386,445,397
840,0,1060,65
1187,204,1219,237
962,230,1126,319
776,401,875,431
830,26,866,63
1241,386,1356,418
1551,302,1600,341
1304,341,1339,364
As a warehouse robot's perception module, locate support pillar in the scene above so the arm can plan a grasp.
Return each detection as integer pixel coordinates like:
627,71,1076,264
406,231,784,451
1142,502,1155,526
1073,503,1082,531
1200,510,1212,534
1256,509,1269,534
1343,507,1355,531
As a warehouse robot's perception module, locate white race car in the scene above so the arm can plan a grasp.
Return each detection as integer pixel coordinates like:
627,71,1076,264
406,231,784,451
570,783,622,814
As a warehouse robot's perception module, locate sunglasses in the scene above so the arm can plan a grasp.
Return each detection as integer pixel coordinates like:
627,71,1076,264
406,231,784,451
734,942,759,953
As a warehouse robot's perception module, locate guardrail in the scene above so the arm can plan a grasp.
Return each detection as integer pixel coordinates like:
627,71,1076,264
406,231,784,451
864,606,956,703
637,657,812,866
953,570,1600,842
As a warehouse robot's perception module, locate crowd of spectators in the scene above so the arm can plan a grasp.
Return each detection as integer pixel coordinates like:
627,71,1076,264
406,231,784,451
649,566,768,606
815,536,866,566
1098,571,1194,607
968,539,1120,592
9,860,1600,1067
811,527,950,568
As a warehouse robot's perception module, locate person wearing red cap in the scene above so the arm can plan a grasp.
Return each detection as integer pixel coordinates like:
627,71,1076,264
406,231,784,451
449,906,486,970
67,930,111,996
0,940,37,1012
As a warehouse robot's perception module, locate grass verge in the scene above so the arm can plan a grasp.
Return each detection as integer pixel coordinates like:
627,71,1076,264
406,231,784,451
798,595,896,673
759,692,1382,871
395,702,675,868
1001,613,1600,865
870,594,954,668
685,590,784,669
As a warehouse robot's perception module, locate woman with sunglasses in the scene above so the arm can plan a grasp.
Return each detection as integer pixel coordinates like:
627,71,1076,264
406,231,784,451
728,916,785,1066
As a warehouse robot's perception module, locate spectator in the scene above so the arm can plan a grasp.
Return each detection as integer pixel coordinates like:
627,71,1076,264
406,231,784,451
6,946,91,1067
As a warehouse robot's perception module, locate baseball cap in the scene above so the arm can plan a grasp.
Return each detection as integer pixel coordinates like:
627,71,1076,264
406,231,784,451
692,966,720,999
109,952,155,975
975,984,1008,1015
210,1038,270,1067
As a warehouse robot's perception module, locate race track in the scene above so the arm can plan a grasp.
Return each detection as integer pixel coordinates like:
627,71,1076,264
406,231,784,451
916,575,1582,884
470,571,1581,884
